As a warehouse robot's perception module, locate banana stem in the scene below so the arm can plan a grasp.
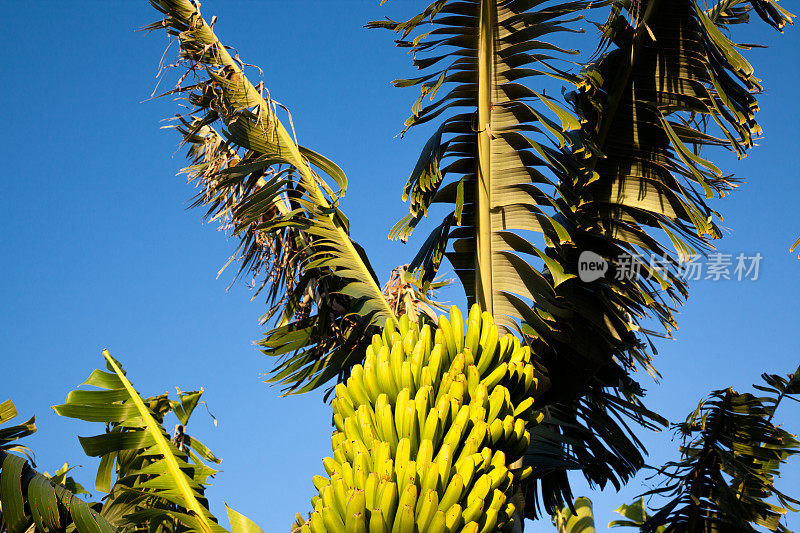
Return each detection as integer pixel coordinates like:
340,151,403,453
476,0,496,313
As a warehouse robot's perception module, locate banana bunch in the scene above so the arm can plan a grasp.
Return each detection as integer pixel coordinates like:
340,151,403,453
294,305,544,533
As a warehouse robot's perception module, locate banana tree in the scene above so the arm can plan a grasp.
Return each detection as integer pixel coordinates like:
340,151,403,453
142,0,794,527
0,2,794,532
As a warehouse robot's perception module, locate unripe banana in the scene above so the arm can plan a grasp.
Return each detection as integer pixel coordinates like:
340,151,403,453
437,315,456,362
391,505,415,533
449,306,464,354
478,508,498,533
346,511,367,533
487,465,508,491
398,403,418,452
416,439,434,474
462,495,484,525
427,346,443,388
488,419,504,445
344,418,367,455
478,326,499,377
420,461,440,495
333,477,349,515
378,405,399,452
427,510,446,533
398,313,410,338
323,457,342,479
438,472,464,512
400,361,414,394
501,415,514,443
397,484,418,517
441,420,465,452
313,475,331,492
346,489,366,519
512,396,535,420
322,484,337,513
455,453,479,490
481,362,508,393
415,489,439,532
354,453,370,489
434,328,445,353
377,458,394,482
462,522,480,533
311,495,322,512
368,509,389,533
348,366,370,407
303,307,545,533
371,333,384,354
334,396,356,418
364,472,378,510
434,442,453,488
376,481,398,527
444,504,463,533
414,386,433,431
394,438,410,481
487,488,506,511
382,319,396,347
390,341,404,388
377,347,399,402
466,474,491,507
369,509,390,533
323,505,345,533
421,407,443,446
334,413,345,433
397,459,417,495
463,346,475,366
394,389,410,437
466,364,481,397
309,511,326,533
363,359,381,403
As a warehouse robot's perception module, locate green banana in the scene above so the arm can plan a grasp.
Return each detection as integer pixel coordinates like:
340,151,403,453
299,305,545,533
323,505,346,533
415,489,439,532
368,509,389,533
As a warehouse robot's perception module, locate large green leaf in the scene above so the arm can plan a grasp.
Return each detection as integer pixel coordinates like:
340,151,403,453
0,399,119,533
146,0,398,395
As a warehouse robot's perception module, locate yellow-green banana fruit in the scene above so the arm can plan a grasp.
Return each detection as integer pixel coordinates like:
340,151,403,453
300,305,543,533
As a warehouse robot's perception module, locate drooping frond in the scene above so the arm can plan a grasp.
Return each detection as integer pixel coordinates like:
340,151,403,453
0,400,119,533
639,365,800,532
146,0,398,395
571,0,795,260
524,375,667,516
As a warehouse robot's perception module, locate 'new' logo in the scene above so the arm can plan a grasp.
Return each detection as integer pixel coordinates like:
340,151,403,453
578,251,608,282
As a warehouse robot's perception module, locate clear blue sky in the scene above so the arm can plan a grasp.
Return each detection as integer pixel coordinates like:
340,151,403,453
1,1,799,531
